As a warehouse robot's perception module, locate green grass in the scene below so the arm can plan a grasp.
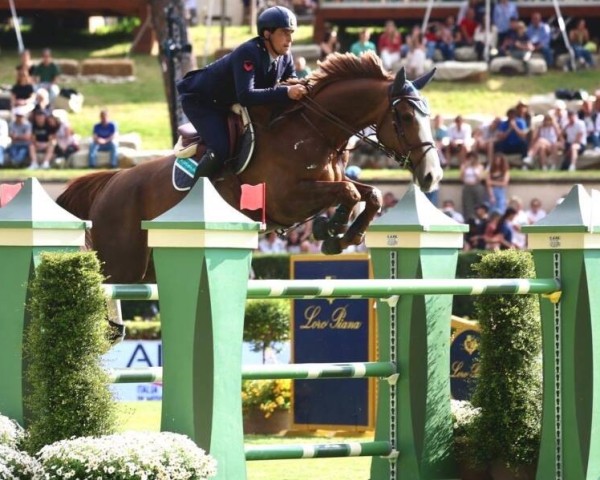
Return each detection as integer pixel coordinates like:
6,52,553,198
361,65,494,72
116,401,372,480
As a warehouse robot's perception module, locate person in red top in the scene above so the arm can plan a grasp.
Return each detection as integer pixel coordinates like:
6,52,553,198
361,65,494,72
459,7,478,45
377,20,402,70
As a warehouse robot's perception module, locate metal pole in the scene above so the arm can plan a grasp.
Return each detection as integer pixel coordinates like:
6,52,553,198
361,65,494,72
8,0,24,53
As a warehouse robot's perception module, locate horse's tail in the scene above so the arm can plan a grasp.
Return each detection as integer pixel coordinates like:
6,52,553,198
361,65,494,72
56,171,118,220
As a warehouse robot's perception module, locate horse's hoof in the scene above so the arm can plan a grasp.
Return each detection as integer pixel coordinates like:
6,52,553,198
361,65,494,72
321,237,343,255
312,216,332,240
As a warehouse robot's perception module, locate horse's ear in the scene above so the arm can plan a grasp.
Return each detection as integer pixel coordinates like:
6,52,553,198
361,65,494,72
412,68,437,90
391,67,406,96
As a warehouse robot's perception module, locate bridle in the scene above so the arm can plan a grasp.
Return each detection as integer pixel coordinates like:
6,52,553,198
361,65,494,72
298,84,436,172
386,88,436,172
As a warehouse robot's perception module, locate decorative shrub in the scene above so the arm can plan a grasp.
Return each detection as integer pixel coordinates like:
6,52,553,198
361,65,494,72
36,431,217,480
469,250,542,469
451,399,481,439
24,252,117,453
0,445,43,480
0,414,25,449
244,299,290,363
242,379,292,418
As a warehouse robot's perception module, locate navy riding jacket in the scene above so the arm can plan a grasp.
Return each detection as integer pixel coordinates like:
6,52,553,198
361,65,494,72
177,36,297,107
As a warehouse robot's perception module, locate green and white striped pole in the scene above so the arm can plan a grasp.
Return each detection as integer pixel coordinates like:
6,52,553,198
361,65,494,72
524,185,600,480
143,178,259,480
365,184,468,480
0,178,87,425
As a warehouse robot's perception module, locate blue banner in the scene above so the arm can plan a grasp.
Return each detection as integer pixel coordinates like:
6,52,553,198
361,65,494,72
291,255,373,430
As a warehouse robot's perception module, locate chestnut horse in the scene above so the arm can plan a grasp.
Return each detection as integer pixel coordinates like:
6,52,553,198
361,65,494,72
57,52,442,284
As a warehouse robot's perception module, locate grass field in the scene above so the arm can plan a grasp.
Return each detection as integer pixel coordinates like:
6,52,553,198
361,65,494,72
1,25,598,152
117,401,372,480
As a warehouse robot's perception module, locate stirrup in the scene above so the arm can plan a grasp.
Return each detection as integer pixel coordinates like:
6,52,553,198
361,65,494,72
193,150,221,180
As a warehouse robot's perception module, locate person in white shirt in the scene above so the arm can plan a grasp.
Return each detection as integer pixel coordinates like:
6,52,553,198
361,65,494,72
447,115,473,165
0,118,10,167
258,232,287,254
525,198,547,225
507,196,529,249
562,110,587,171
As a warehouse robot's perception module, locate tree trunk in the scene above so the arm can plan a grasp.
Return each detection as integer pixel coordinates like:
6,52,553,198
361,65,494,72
149,0,197,145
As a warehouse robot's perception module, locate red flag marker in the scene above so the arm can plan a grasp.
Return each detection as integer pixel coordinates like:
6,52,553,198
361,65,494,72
240,183,266,226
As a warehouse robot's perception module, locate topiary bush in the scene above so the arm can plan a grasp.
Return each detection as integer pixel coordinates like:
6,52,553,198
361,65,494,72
244,299,290,363
24,252,117,453
468,249,542,470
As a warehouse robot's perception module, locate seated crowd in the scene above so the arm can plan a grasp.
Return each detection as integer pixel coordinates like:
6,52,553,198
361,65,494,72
0,48,119,170
321,0,598,75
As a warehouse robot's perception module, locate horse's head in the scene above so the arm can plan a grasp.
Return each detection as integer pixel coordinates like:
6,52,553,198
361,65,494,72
376,67,443,192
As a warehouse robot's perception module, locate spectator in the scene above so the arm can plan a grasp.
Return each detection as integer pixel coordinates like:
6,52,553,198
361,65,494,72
258,231,286,253
474,21,498,59
486,152,510,214
379,191,398,216
484,207,517,250
493,0,519,46
550,100,568,129
460,151,486,221
294,56,312,79
405,25,423,57
285,229,304,253
441,199,465,223
525,114,563,170
447,115,473,165
433,114,450,167
458,0,485,26
527,12,554,68
31,48,61,105
507,196,528,249
498,16,519,57
185,0,198,26
473,116,501,160
28,109,55,170
515,100,532,138
464,202,489,250
525,197,547,224
32,89,51,117
16,49,35,76
405,33,427,78
0,118,9,168
458,8,478,49
578,100,600,150
88,108,119,169
561,109,587,171
436,16,457,60
569,19,595,68
319,25,341,61
509,21,534,74
10,67,36,109
350,29,376,57
46,114,79,164
494,108,529,161
7,107,32,168
378,20,402,71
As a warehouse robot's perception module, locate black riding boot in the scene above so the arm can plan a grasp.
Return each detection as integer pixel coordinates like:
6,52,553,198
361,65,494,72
194,149,222,180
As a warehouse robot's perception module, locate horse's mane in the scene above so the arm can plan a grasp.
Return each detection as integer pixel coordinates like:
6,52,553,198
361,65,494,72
306,52,393,96
56,171,118,220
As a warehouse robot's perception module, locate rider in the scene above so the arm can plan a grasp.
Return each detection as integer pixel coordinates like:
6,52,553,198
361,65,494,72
176,6,308,178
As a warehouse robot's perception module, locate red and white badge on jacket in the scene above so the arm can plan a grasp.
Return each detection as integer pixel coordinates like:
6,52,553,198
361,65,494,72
243,60,254,72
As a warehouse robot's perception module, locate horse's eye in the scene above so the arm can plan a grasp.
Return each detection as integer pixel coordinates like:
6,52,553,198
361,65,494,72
402,113,413,123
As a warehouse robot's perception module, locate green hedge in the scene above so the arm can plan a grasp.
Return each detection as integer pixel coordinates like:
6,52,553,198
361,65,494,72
469,250,542,469
24,252,117,453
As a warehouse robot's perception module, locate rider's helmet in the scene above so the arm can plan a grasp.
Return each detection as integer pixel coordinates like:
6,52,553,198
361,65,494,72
257,6,297,37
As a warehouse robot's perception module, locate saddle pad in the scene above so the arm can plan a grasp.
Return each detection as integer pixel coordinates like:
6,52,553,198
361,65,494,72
172,157,198,191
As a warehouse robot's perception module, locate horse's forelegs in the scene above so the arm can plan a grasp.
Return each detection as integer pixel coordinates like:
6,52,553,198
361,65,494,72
336,184,383,250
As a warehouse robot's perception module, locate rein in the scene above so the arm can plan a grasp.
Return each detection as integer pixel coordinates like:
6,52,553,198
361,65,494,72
298,88,435,171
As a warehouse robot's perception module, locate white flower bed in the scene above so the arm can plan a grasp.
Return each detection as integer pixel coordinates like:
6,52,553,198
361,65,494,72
37,431,217,480
451,399,481,437
0,445,44,480
0,414,25,448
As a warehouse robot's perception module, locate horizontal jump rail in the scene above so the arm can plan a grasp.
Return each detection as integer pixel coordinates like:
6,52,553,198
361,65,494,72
245,440,393,461
103,278,560,301
108,362,396,384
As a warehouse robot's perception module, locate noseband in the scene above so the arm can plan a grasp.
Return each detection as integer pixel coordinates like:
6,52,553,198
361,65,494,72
386,92,436,172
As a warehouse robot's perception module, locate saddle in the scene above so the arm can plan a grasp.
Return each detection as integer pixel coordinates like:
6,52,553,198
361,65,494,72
174,104,255,175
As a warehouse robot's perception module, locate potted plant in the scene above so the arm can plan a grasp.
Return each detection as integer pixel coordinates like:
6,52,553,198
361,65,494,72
243,298,290,364
242,379,292,434
469,250,542,480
